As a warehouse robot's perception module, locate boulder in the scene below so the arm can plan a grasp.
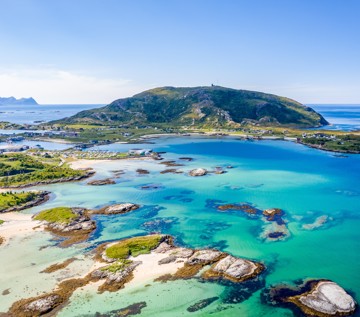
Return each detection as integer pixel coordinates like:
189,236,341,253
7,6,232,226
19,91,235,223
206,255,263,282
96,203,140,215
24,294,61,314
288,280,357,316
189,168,207,177
187,249,222,265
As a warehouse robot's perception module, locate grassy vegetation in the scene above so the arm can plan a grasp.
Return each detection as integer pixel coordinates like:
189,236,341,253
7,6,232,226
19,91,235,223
0,220,4,225
0,153,86,187
51,86,327,129
100,259,133,273
0,191,38,212
34,207,77,224
105,235,162,260
300,134,360,153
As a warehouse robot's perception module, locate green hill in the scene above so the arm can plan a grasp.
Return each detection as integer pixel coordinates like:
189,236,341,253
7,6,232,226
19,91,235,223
56,86,328,128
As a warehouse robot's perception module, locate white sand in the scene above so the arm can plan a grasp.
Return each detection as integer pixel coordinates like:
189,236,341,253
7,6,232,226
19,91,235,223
127,250,185,287
0,212,43,245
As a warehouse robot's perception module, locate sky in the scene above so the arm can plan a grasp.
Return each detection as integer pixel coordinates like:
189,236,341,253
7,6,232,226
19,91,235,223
0,0,359,104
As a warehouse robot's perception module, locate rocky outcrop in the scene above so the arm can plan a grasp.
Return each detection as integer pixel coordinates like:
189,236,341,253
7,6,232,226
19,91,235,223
23,295,61,314
189,168,207,177
291,281,356,316
36,208,96,247
48,208,95,233
187,249,223,265
202,255,264,282
93,203,140,215
87,178,115,186
91,260,141,292
265,279,357,317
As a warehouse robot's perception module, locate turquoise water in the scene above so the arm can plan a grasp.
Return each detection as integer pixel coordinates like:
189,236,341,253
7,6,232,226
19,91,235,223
1,137,359,316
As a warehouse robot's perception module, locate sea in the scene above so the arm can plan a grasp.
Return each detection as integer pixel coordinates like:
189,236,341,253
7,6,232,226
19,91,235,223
0,104,359,316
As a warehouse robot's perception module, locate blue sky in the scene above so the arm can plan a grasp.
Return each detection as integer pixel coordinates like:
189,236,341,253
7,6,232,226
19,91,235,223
0,0,359,103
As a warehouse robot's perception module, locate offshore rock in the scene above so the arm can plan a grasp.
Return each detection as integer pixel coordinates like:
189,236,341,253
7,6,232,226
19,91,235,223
203,255,264,282
265,279,357,317
94,203,140,215
189,168,207,177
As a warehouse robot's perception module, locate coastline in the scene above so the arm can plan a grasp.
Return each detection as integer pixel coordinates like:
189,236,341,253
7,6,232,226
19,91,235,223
0,212,44,245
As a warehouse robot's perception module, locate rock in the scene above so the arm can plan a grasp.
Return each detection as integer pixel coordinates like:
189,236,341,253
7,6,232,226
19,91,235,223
267,280,357,317
158,255,177,265
136,169,150,175
179,157,194,161
187,297,219,312
217,203,259,214
204,255,264,282
154,242,173,253
95,203,140,215
91,261,141,285
189,168,207,177
263,208,283,220
160,169,183,174
160,160,184,167
170,248,194,259
213,167,225,174
96,302,147,317
302,215,329,230
24,294,61,314
295,281,356,316
187,249,223,265
87,178,115,186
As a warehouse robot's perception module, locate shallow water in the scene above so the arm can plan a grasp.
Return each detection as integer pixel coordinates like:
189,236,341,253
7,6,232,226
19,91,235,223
1,137,359,316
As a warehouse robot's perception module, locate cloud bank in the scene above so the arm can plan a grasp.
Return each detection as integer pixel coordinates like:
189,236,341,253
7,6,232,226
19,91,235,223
0,68,144,104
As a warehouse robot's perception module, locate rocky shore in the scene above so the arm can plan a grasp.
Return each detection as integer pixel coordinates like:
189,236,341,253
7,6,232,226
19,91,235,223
1,170,95,189
6,234,265,316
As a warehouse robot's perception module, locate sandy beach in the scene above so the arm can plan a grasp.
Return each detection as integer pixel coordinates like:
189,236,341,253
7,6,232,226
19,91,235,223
0,212,43,245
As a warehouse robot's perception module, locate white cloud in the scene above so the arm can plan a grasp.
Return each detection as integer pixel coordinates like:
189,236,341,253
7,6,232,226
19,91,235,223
0,68,144,104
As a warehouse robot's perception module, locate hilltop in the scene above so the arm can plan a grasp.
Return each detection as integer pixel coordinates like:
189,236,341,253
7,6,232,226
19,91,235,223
0,97,38,106
55,86,328,129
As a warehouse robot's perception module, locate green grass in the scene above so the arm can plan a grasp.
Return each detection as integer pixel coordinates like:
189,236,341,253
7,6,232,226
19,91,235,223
34,207,77,224
105,235,162,260
0,191,38,212
100,259,133,273
0,153,86,187
0,220,4,225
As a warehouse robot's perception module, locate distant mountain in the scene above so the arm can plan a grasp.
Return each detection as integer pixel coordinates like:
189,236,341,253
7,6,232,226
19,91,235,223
55,86,328,128
0,97,38,105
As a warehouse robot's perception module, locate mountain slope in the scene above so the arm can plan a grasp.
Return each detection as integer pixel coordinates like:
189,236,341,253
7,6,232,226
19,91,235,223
56,86,328,128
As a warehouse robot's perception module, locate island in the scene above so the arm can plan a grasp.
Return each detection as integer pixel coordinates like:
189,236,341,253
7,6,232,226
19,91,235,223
0,97,38,106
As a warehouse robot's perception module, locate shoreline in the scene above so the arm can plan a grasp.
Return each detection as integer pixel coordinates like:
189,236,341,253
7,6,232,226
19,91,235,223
0,212,44,245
